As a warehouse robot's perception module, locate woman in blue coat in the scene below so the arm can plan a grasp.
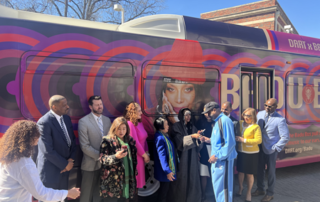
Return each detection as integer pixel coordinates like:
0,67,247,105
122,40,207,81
153,117,178,202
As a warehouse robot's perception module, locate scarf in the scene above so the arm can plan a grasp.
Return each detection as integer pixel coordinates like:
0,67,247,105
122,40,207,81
160,131,176,174
117,137,135,199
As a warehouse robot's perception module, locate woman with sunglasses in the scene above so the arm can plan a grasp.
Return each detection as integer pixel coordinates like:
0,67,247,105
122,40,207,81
235,108,262,202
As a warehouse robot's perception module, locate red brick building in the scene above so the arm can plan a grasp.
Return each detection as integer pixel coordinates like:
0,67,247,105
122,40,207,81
200,0,298,34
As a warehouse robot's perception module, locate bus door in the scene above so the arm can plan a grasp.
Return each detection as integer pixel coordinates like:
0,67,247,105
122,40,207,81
240,67,275,113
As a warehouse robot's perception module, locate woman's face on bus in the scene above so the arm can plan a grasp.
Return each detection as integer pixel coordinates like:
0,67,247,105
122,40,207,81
165,83,196,112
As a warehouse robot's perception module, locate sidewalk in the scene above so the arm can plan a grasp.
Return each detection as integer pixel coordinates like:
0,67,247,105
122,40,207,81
205,161,320,202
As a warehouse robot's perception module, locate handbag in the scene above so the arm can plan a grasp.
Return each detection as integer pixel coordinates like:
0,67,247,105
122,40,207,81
144,163,151,181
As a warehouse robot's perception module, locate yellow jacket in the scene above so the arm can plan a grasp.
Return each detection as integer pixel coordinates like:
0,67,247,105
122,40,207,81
237,121,262,154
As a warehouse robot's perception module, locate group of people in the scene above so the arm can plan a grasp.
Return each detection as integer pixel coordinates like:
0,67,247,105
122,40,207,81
0,94,290,202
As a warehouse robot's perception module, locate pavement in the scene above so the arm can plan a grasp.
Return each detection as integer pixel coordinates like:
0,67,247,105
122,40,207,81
204,161,320,202
32,161,320,202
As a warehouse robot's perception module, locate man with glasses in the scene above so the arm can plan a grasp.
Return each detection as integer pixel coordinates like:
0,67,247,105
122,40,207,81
200,102,237,202
252,98,289,202
78,95,111,202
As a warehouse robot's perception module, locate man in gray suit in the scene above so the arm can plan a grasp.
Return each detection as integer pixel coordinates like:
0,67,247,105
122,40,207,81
78,95,111,202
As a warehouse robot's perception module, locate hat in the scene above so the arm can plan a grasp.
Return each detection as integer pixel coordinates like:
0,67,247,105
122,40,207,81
159,40,206,85
202,102,220,114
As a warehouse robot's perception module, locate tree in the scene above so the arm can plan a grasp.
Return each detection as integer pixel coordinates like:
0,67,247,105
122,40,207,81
0,0,49,13
0,0,166,24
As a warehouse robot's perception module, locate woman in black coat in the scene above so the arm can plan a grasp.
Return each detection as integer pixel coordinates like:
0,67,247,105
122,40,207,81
168,108,202,202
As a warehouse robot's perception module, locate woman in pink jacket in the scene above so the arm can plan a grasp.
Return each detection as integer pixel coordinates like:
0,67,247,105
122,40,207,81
124,102,150,189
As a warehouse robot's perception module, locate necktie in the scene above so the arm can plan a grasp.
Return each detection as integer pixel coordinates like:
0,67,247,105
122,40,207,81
97,117,104,137
60,117,71,147
265,113,270,125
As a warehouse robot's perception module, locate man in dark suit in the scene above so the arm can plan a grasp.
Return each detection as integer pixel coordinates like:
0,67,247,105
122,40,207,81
221,101,240,137
37,95,76,202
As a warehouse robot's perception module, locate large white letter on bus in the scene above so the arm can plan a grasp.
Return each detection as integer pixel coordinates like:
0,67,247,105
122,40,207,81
288,77,303,109
314,79,320,108
275,76,284,109
221,74,239,109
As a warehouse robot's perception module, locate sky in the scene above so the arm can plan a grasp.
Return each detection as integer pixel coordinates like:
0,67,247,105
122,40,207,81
159,0,319,39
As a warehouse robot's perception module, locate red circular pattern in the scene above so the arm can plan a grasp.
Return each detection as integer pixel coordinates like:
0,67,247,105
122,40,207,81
302,85,315,104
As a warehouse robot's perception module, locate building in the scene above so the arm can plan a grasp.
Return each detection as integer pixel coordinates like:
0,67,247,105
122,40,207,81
201,0,298,34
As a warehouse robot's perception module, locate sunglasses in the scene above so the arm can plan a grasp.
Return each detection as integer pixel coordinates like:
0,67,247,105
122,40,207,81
243,114,252,117
264,104,274,108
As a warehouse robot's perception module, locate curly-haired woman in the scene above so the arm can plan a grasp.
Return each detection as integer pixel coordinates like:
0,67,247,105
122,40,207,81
100,117,138,202
0,120,80,202
124,102,150,189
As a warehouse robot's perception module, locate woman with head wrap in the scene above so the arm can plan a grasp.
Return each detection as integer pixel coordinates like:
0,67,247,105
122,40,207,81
167,108,202,202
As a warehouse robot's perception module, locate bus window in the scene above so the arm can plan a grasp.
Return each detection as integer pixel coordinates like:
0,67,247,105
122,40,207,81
21,55,134,120
240,67,274,113
142,64,220,117
258,75,270,111
241,73,252,112
286,73,320,124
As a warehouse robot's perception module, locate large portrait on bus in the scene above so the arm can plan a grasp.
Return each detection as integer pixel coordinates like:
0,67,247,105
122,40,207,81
141,63,220,136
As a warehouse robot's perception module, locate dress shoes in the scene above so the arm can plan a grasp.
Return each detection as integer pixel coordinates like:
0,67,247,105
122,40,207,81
251,189,266,196
261,195,274,202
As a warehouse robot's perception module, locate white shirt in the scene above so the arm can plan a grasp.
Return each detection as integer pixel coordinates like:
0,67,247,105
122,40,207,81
0,157,68,202
50,110,69,137
265,111,274,122
92,113,103,129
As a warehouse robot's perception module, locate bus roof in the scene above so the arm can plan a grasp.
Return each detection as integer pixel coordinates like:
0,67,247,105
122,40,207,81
1,4,320,57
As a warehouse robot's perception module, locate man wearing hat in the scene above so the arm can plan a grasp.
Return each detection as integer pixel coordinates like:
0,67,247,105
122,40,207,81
200,102,237,202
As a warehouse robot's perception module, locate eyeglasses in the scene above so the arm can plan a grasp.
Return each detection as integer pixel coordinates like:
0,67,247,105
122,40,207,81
243,114,252,117
264,104,274,108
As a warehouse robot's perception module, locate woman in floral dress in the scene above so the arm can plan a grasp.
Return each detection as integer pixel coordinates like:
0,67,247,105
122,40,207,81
100,117,138,202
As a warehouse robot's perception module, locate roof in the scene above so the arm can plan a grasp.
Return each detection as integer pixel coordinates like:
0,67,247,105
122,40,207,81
0,4,319,57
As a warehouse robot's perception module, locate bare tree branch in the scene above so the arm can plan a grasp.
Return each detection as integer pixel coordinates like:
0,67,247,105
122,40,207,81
4,0,14,8
51,0,63,16
0,0,166,24
69,0,83,17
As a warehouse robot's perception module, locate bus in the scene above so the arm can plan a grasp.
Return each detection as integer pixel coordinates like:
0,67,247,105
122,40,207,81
1,4,320,197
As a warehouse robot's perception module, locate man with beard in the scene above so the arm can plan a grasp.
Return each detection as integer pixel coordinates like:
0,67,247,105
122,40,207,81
78,95,111,202
221,101,240,138
200,102,237,202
